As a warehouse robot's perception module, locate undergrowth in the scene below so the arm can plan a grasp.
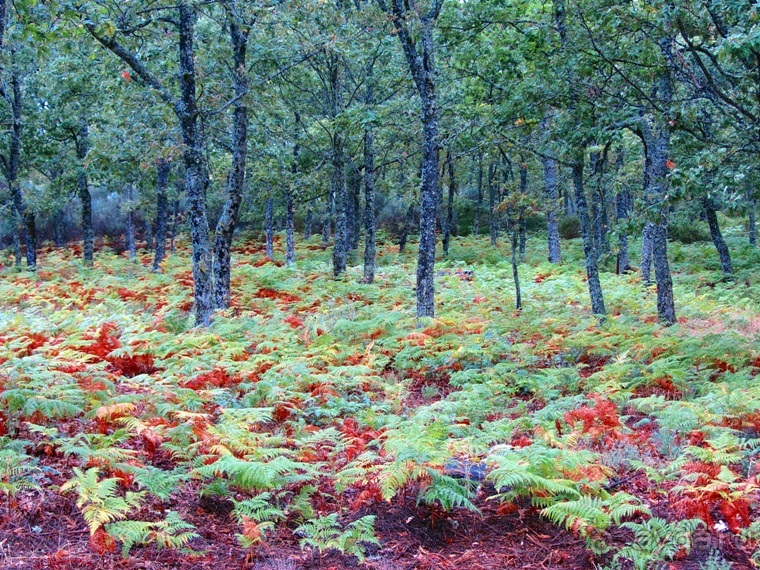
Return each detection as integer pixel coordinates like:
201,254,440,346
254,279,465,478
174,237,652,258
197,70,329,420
1,229,759,565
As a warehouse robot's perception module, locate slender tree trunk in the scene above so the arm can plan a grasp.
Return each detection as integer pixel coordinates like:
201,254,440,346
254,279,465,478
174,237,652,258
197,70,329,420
511,228,522,310
488,162,497,246
286,189,295,266
54,207,66,248
518,160,527,261
211,12,248,307
572,152,606,317
6,71,35,269
442,150,455,257
399,203,413,254
169,198,180,253
153,160,170,271
346,170,356,252
383,0,441,318
474,153,483,236
328,51,348,277
544,155,561,263
641,222,654,285
285,138,297,267
703,196,733,277
125,184,136,260
10,209,21,266
304,200,313,240
652,219,675,325
174,3,214,324
363,75,376,283
331,137,348,277
321,193,332,249
75,116,94,267
747,186,756,247
600,188,610,256
616,189,631,273
417,99,439,316
630,35,678,324
265,198,274,259
351,174,361,251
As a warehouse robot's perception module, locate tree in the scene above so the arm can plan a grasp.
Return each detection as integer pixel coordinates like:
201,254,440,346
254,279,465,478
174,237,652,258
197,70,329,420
377,0,444,318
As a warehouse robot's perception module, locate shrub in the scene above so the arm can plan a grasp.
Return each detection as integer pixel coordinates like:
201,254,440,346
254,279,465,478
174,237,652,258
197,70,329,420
525,215,546,232
669,221,711,244
559,216,581,239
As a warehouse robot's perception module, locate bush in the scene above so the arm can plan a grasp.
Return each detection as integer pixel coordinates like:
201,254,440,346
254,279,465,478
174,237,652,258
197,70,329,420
558,216,581,239
525,215,546,232
669,221,711,244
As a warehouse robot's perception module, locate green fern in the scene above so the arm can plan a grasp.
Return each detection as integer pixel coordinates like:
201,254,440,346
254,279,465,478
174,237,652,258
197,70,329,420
0,449,40,497
295,513,380,563
131,465,187,501
614,517,703,570
60,467,145,535
419,471,478,512
106,511,199,557
541,492,650,553
231,492,286,524
192,454,315,491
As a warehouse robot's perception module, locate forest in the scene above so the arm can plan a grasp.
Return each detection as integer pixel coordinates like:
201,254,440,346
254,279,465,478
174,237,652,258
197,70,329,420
0,0,759,568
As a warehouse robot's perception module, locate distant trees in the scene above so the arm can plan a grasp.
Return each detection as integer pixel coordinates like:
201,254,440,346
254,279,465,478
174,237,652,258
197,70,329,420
0,0,755,326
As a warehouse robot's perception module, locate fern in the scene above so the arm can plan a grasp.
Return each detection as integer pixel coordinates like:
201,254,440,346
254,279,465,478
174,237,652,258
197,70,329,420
131,465,187,501
295,513,379,563
192,454,315,491
541,492,650,553
231,492,285,524
419,471,478,512
106,511,199,557
0,449,40,497
61,467,145,535
614,517,703,570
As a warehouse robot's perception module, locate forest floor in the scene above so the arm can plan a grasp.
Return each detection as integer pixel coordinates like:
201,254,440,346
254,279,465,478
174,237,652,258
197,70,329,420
1,228,759,570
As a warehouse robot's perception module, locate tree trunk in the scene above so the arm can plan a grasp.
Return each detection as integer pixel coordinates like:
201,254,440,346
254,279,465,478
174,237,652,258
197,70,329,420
321,193,332,249
384,0,442,318
571,152,606,317
544,155,561,264
351,173,361,251
488,162,498,246
442,150,455,257
518,160,527,261
169,198,180,253
641,222,654,285
286,188,295,266
83,1,212,322
265,198,274,259
176,3,214,325
153,160,170,271
474,153,483,236
54,207,66,248
304,200,313,240
10,209,21,266
616,188,631,273
125,184,136,260
331,137,348,277
6,70,35,269
704,196,733,277
643,36,677,325
75,116,94,267
328,50,347,278
363,86,376,283
212,12,248,308
511,228,522,310
747,186,756,247
399,203,413,254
